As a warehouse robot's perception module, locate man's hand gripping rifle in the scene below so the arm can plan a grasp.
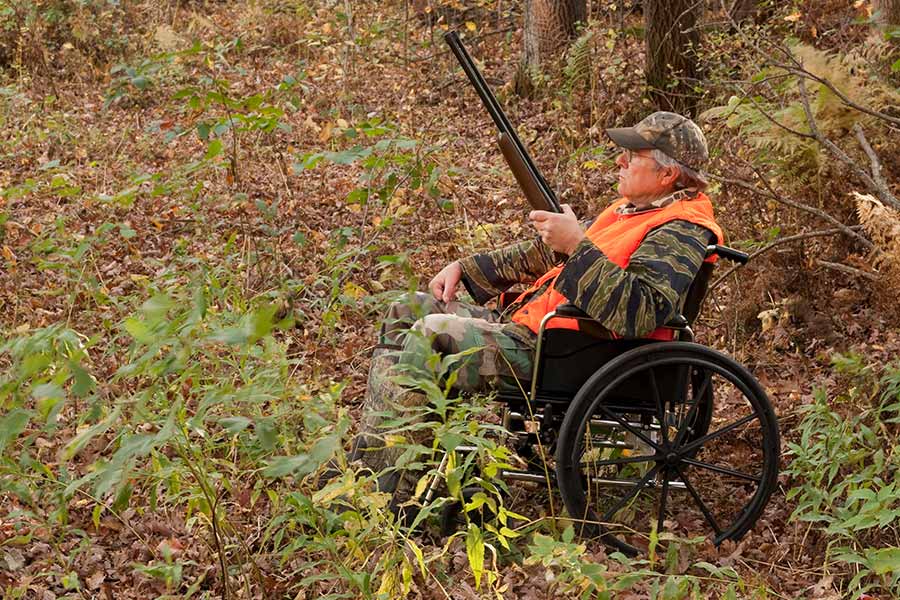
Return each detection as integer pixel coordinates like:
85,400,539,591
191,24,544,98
444,31,561,214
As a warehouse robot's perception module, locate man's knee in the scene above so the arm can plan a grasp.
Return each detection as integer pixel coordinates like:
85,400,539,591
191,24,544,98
415,313,469,339
385,291,435,322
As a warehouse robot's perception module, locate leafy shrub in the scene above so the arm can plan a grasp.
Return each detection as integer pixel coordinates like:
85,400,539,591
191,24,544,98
0,0,131,75
785,354,900,596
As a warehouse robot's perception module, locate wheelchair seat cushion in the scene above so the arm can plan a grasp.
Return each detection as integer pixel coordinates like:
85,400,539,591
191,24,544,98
535,330,658,396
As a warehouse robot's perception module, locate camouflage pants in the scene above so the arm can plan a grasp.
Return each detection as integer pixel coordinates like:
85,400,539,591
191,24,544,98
350,291,534,500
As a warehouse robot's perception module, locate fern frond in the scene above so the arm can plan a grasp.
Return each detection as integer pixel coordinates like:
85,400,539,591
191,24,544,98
563,28,595,92
854,191,900,297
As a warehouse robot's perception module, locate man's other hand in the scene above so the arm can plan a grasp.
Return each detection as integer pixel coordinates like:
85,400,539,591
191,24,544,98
430,261,463,303
529,204,584,256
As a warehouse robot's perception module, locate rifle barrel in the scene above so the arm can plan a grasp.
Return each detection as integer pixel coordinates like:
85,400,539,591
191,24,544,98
443,31,560,212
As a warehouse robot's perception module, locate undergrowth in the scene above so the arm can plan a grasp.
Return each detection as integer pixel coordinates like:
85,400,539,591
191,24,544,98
786,353,900,597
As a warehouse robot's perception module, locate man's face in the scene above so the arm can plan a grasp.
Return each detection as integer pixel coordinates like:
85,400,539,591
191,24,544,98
615,149,669,202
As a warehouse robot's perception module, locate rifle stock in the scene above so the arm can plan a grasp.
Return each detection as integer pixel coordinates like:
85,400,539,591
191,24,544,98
444,31,561,213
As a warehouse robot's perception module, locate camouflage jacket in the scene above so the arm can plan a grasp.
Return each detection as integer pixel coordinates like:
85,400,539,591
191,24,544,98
458,204,717,342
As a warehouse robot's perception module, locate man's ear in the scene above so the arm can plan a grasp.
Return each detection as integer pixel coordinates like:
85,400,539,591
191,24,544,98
660,166,679,186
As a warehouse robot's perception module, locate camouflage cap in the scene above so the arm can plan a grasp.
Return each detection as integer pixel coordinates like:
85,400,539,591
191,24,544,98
605,111,709,170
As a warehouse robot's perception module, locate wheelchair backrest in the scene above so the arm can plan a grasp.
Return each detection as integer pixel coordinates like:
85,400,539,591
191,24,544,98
682,261,714,325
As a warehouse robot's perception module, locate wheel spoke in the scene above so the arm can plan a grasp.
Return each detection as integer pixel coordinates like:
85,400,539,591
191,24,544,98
657,468,669,535
674,463,721,535
673,369,712,448
679,413,757,456
681,458,761,483
671,364,690,420
581,454,658,469
599,464,661,523
595,404,662,452
650,368,668,446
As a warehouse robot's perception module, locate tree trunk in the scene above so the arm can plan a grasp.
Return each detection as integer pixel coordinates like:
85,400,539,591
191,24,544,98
515,0,586,96
873,0,900,26
644,0,703,116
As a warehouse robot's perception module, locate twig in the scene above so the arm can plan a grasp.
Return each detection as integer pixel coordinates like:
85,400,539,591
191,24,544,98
401,26,516,64
710,171,874,251
796,76,898,213
778,63,900,128
853,123,900,210
177,441,231,600
816,259,877,281
722,3,900,128
711,226,865,289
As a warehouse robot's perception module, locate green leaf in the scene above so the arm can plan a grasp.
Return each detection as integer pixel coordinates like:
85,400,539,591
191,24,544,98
206,139,223,159
869,547,900,575
406,539,427,578
466,523,485,589
63,408,121,460
141,294,173,322
892,58,900,73
118,223,136,239
123,317,153,344
209,326,248,345
0,408,32,454
255,417,277,450
263,431,341,478
219,416,252,436
324,146,372,165
61,571,81,591
70,362,95,398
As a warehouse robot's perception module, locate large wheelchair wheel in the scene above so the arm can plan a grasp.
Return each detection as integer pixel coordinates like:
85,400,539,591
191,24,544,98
555,342,779,556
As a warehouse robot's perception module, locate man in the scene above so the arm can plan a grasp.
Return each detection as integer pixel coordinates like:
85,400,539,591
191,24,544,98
347,111,724,510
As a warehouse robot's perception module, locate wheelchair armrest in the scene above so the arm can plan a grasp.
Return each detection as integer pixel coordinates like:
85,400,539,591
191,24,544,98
554,303,592,319
551,305,689,335
664,314,689,329
557,304,687,328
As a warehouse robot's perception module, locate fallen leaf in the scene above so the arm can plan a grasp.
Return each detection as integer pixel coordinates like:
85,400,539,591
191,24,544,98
318,121,333,142
2,245,16,265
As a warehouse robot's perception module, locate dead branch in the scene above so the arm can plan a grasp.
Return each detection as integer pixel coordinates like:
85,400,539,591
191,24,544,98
710,169,875,251
795,76,899,214
711,226,865,289
816,259,878,281
720,0,900,130
778,63,900,129
853,123,900,211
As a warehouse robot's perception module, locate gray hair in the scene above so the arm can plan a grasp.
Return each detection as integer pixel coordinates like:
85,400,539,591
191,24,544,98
650,149,709,192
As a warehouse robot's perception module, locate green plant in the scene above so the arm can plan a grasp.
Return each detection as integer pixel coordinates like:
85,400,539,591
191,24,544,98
785,356,900,596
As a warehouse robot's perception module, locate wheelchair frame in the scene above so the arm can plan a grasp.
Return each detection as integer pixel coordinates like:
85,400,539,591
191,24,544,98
432,245,781,556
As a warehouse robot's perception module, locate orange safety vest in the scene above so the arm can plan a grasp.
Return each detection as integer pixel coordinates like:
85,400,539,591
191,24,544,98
510,194,725,340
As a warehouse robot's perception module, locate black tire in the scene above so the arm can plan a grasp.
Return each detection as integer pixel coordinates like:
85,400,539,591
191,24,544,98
555,342,780,556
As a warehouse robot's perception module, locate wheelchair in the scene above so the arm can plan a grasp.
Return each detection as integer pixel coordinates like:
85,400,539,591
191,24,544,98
434,244,780,556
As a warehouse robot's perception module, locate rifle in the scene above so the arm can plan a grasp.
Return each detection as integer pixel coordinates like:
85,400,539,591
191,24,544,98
443,31,562,214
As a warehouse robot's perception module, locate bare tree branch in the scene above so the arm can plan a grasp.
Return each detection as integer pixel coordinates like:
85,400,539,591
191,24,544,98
719,0,900,128
853,123,900,210
816,259,878,281
778,63,900,128
710,169,875,251
711,226,865,289
796,76,900,214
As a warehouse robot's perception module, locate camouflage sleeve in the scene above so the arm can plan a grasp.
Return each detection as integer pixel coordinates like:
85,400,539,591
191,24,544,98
554,220,716,337
458,237,558,304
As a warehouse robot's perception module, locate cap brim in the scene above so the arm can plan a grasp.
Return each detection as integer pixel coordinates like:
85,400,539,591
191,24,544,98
605,127,656,151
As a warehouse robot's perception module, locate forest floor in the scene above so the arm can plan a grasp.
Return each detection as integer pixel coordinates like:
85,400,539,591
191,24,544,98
2,1,899,599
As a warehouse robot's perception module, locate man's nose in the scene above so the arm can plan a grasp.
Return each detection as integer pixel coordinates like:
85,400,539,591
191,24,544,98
615,153,627,168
